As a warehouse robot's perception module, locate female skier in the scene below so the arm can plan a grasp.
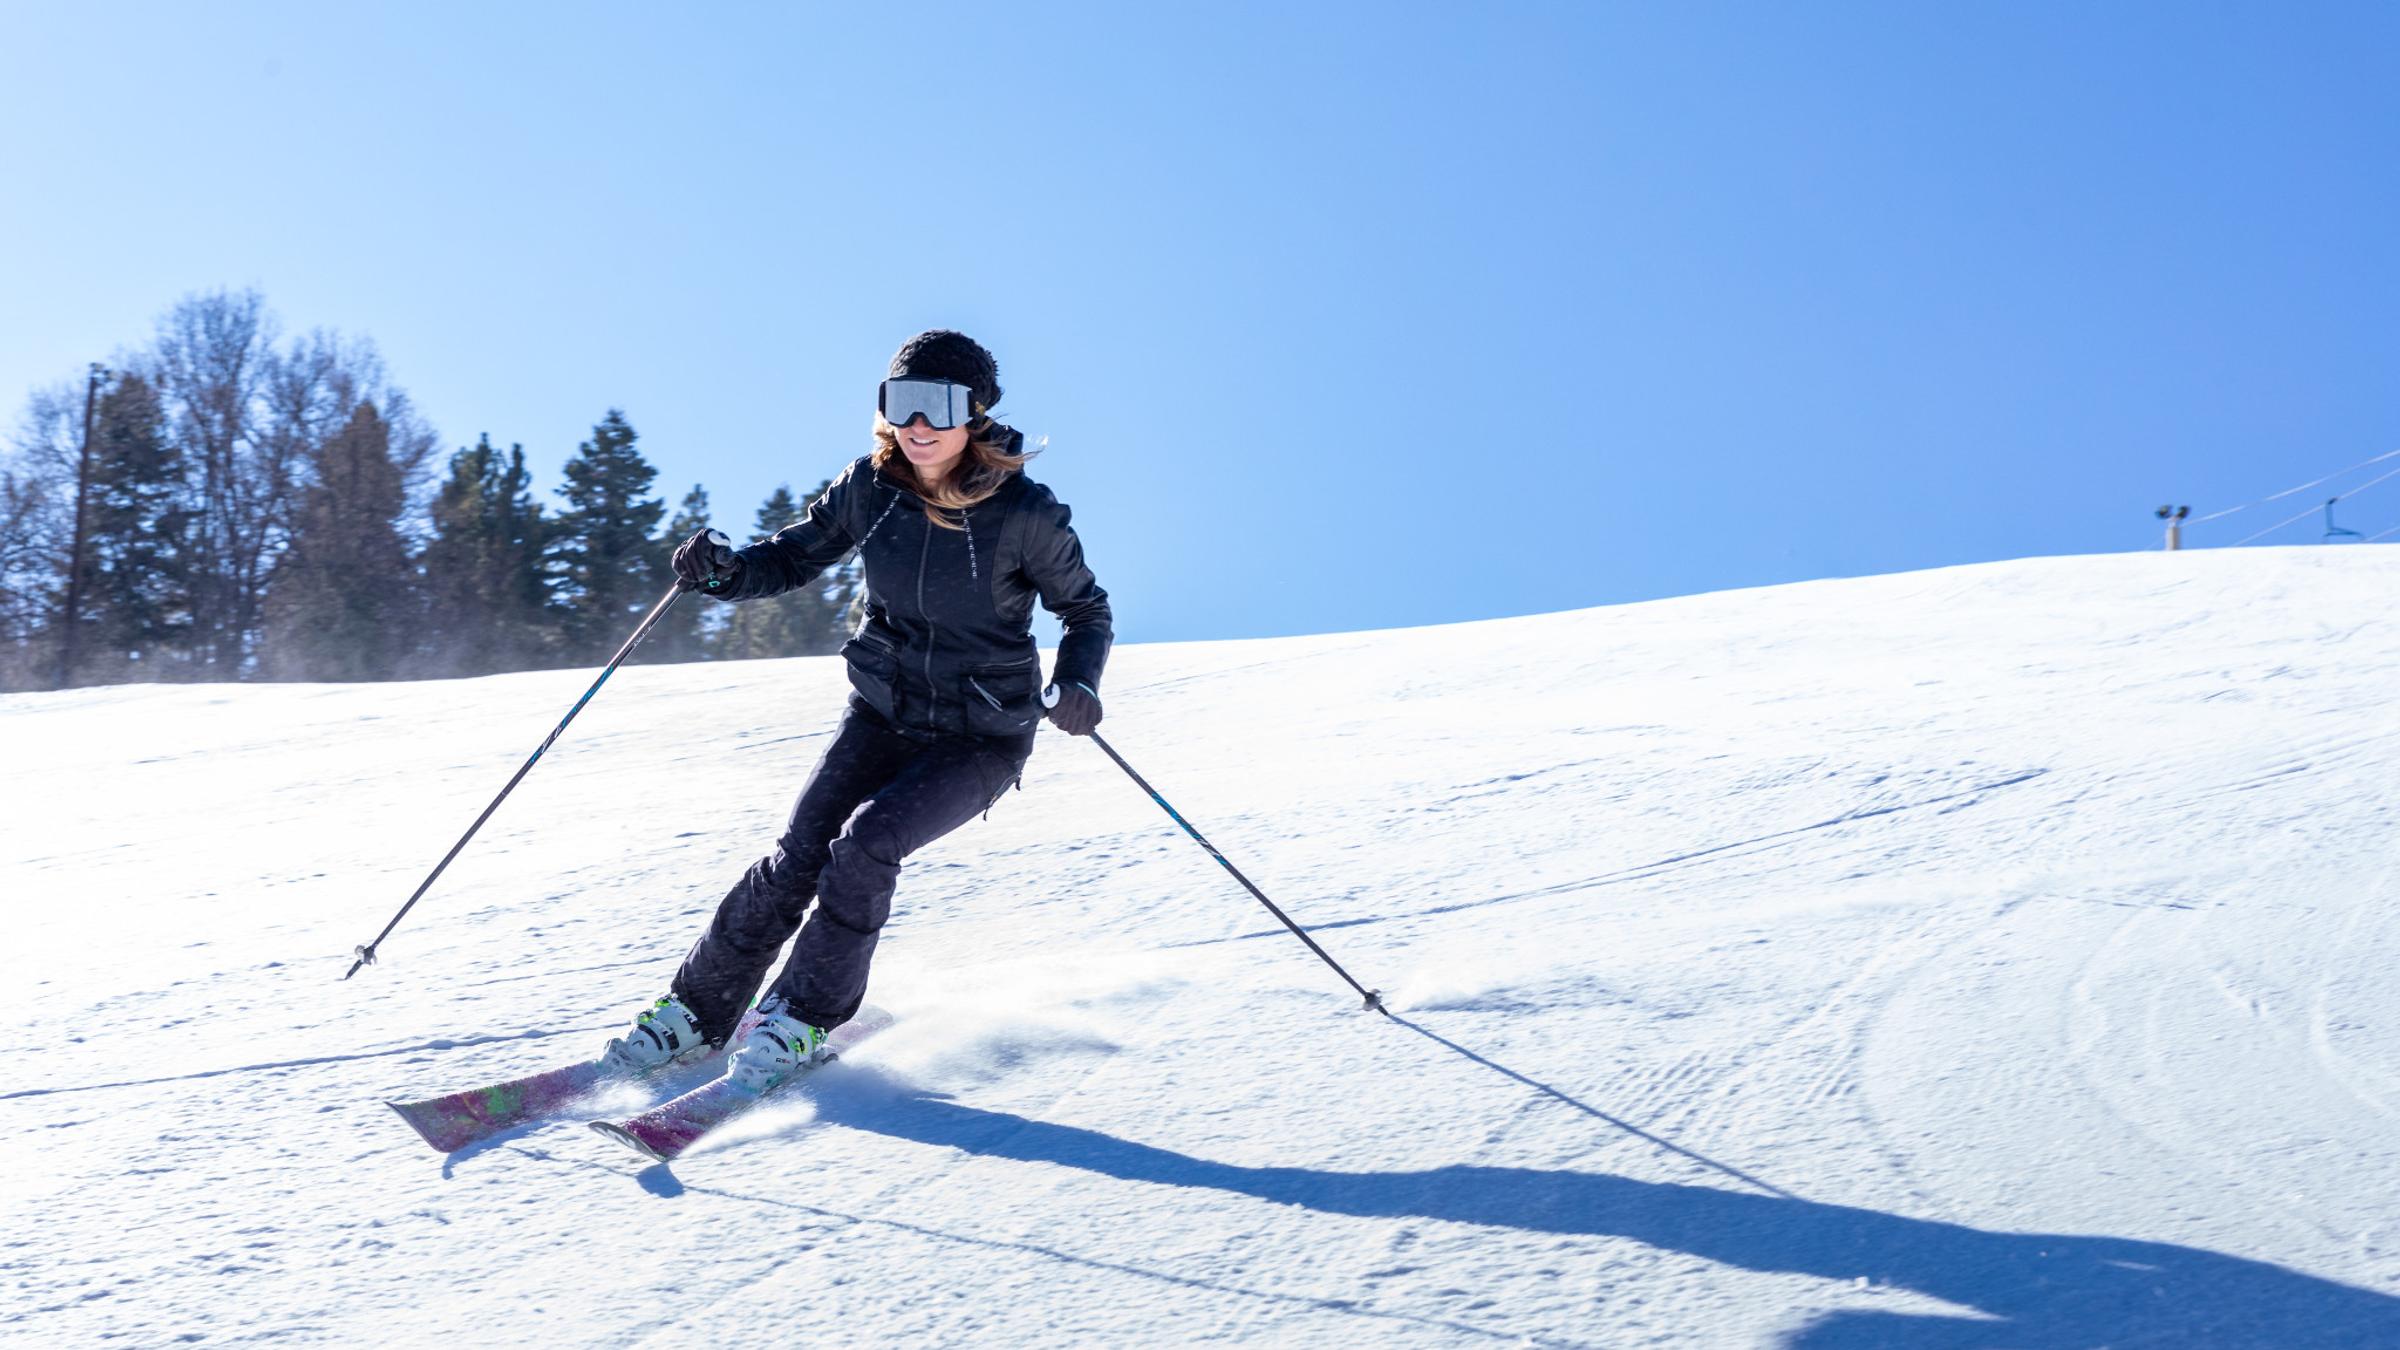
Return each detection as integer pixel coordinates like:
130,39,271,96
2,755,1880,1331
598,329,1111,1092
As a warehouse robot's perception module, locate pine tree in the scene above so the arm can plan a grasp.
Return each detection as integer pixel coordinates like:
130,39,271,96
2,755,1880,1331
72,373,194,682
550,410,666,663
758,484,803,547
261,401,418,680
721,481,854,660
648,483,721,664
419,435,551,676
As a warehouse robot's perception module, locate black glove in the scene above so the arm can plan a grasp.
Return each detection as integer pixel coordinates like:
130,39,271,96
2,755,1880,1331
1046,680,1102,736
671,528,741,593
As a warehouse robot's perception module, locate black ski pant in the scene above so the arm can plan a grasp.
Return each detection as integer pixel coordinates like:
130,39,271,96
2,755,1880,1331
671,698,1032,1041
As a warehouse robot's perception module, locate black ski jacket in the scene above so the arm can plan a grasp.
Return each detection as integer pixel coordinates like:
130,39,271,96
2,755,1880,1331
713,452,1113,740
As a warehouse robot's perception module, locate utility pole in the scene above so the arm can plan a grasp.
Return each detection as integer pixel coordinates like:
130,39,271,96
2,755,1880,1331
2155,504,2189,551
56,362,106,688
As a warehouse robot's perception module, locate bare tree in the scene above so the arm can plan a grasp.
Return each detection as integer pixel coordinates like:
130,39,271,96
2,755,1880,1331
7,292,446,688
150,289,274,674
0,384,83,688
261,328,437,528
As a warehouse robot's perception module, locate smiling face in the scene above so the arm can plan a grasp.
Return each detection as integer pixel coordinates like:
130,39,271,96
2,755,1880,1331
884,412,973,485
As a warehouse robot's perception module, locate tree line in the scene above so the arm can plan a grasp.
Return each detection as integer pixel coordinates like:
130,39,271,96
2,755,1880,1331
0,290,857,692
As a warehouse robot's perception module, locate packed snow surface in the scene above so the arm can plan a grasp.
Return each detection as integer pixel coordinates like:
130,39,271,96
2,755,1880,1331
7,548,2400,1346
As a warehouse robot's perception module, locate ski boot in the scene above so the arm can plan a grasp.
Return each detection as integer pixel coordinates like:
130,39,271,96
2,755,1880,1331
723,996,830,1094
600,993,714,1074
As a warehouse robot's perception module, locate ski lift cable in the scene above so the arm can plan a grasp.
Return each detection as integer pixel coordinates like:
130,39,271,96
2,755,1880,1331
2191,447,2400,525
2367,523,2400,543
2230,462,2400,546
2228,501,2324,547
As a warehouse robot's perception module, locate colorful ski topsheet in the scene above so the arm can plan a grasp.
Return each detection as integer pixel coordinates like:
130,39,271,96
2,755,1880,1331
389,1059,619,1153
388,1010,761,1153
590,1006,895,1163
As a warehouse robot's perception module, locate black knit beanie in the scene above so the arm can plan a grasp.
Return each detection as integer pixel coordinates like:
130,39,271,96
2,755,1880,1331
888,329,1002,417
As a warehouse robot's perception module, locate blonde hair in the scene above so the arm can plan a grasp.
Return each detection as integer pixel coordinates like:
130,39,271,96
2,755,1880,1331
870,415,1036,530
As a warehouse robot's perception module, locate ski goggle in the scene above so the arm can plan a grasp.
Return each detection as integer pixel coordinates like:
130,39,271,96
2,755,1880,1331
878,378,978,430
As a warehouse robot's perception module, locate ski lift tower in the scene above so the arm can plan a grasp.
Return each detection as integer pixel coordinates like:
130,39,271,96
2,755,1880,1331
2323,497,2363,542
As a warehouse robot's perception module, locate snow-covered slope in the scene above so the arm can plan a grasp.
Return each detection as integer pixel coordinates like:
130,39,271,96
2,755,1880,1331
7,548,2399,1346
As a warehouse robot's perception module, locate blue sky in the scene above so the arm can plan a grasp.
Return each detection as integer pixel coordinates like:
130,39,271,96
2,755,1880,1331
4,3,2395,645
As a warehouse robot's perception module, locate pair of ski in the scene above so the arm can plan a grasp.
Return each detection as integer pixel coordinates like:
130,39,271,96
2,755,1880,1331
388,1006,893,1163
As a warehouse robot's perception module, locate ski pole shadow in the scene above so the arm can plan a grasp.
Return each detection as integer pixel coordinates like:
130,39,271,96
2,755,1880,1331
807,1085,2400,1348
1382,1010,1797,1200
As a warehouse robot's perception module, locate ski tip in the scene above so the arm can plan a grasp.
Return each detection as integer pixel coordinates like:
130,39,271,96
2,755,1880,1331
589,1118,669,1164
388,1100,454,1153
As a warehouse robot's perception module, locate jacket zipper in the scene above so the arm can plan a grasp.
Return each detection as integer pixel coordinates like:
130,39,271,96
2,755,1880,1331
859,486,902,548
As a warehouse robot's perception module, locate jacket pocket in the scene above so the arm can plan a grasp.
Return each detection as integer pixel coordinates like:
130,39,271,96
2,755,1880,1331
840,635,902,722
962,655,1043,737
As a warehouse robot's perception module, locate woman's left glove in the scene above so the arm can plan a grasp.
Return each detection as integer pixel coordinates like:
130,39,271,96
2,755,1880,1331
1046,681,1102,736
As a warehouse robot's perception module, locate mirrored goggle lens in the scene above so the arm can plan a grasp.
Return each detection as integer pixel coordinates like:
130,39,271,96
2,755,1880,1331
879,378,974,430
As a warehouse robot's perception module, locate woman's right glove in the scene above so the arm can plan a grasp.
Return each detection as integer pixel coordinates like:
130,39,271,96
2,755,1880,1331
671,528,742,594
1045,680,1103,736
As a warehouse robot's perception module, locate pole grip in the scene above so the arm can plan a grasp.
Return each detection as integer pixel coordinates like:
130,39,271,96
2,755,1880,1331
701,529,736,592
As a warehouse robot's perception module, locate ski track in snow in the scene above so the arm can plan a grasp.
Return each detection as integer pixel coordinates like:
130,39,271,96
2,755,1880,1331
7,548,2400,1345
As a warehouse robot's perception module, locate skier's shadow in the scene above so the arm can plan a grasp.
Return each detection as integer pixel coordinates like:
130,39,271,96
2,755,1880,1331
808,1082,2400,1348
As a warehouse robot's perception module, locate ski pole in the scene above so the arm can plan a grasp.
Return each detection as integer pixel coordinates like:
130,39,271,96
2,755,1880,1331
344,537,730,979
1047,686,1387,1015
